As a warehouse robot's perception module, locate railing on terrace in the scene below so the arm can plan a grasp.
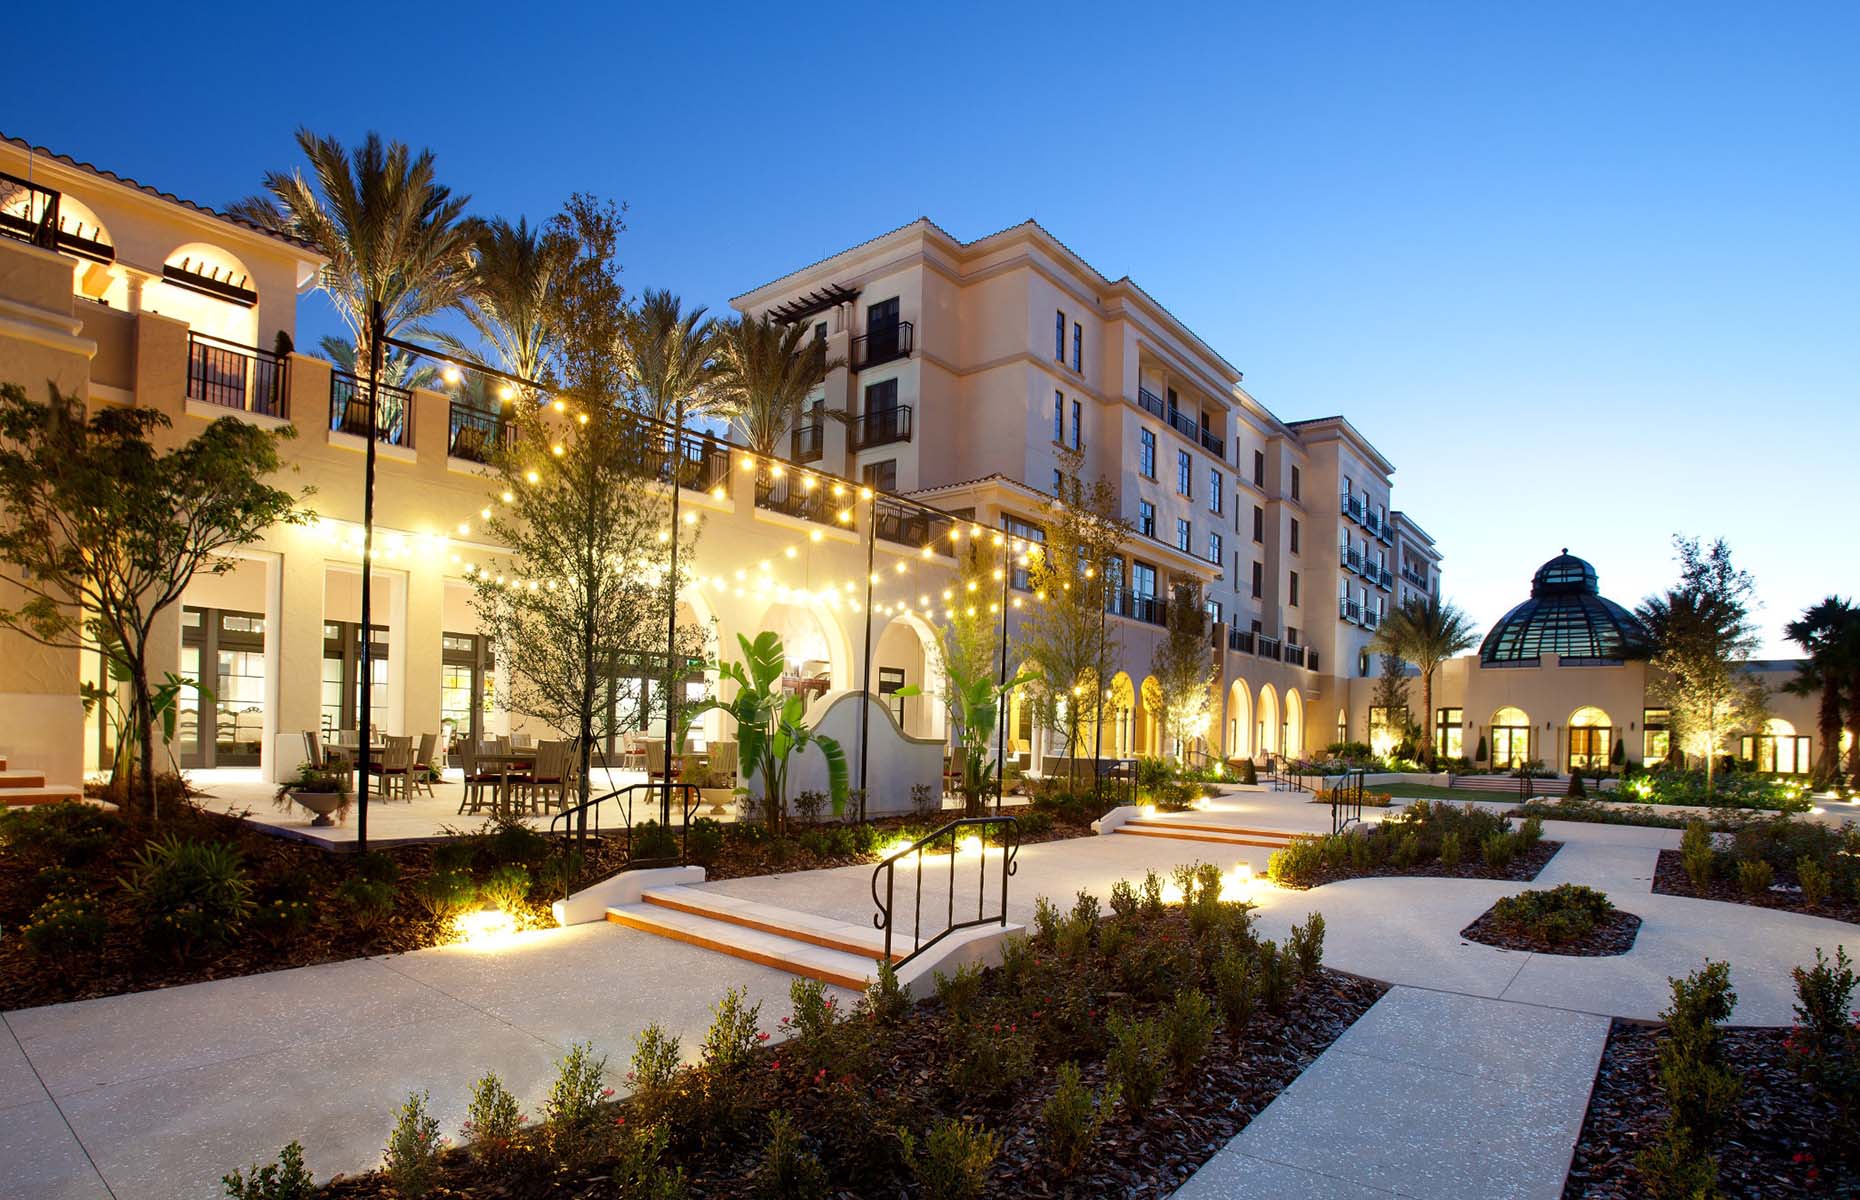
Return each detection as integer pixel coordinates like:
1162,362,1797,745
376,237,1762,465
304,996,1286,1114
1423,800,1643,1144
1364,513,1382,537
852,320,913,370
1375,522,1394,545
1340,598,1363,624
1342,493,1365,522
1363,610,1382,631
1346,549,1365,574
1107,589,1166,626
871,816,1018,970
1228,627,1256,654
329,371,413,446
0,171,59,251
446,402,513,463
187,332,288,418
1167,405,1202,443
652,426,732,495
547,783,701,886
1376,565,1394,589
1136,386,1167,419
875,495,953,549
1285,643,1307,667
1199,426,1225,460
851,404,913,449
754,470,840,526
791,422,824,463
1256,634,1282,660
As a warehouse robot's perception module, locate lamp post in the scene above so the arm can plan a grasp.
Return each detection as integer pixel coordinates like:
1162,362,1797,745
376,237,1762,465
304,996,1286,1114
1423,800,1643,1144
1093,571,1108,803
355,302,385,853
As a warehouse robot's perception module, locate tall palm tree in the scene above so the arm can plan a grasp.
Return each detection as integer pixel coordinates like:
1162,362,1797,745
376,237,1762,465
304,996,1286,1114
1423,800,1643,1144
445,216,565,396
1370,595,1479,768
231,129,479,367
709,313,841,456
615,290,720,426
317,335,438,393
1783,596,1854,791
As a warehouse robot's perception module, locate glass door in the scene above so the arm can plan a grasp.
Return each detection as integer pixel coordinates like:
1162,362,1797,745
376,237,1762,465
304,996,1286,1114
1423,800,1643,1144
179,606,266,768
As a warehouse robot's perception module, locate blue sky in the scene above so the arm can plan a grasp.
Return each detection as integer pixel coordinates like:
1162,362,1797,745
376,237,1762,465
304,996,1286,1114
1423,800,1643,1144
10,2,1856,653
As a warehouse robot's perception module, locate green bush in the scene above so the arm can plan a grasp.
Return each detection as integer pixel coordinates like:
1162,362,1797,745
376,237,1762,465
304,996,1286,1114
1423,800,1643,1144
430,836,480,874
1437,831,1462,867
1163,988,1216,1072
1392,831,1422,868
629,1023,682,1117
1267,836,1325,887
20,894,107,958
2,802,121,867
751,1110,826,1200
545,1042,612,1167
462,1072,524,1168
1681,821,1716,890
701,987,763,1077
945,1018,1034,1103
1040,1061,1119,1176
612,1122,688,1200
1256,939,1296,1013
480,863,531,915
1105,1012,1170,1116
411,868,475,923
899,1117,1001,1200
631,820,678,861
1482,831,1516,873
120,835,255,958
933,961,984,1018
1737,859,1774,897
1239,758,1258,785
1489,884,1616,944
1797,856,1833,908
864,961,908,1024
222,1141,315,1200
1289,913,1326,978
338,876,396,932
483,819,550,867
249,896,313,948
1785,947,1858,1137
1516,815,1544,849
384,1091,444,1198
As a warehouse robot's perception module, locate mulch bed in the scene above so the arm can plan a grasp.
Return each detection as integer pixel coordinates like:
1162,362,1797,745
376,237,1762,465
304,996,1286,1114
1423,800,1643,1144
1285,840,1564,890
1652,849,1860,927
1458,906,1642,956
1564,1021,1856,1198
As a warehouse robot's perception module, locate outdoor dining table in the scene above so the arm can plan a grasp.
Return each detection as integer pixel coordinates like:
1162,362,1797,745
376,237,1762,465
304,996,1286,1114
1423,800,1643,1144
476,750,537,818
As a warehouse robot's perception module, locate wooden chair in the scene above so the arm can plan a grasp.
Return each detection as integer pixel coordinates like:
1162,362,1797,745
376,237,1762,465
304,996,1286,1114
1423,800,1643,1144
301,730,323,769
455,741,502,815
642,739,668,781
410,732,439,797
511,731,534,750
524,740,571,814
367,735,414,802
708,741,739,785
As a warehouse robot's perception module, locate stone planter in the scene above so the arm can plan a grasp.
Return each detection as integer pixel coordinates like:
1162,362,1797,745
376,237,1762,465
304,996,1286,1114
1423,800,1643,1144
289,788,348,827
698,787,735,815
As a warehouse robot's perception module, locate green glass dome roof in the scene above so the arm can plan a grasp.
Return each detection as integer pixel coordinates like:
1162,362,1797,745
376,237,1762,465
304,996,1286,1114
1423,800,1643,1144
1478,551,1652,665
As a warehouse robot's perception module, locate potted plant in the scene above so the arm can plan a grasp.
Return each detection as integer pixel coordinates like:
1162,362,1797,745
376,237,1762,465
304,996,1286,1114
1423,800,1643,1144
275,762,353,826
681,755,737,814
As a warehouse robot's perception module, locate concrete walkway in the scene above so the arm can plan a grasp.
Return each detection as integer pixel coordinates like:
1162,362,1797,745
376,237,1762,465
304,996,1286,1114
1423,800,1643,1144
3,790,1854,1199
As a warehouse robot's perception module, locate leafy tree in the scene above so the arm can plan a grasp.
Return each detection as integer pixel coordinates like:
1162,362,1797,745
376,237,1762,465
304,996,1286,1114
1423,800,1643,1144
0,383,309,817
710,314,840,456
1021,446,1127,790
690,632,847,834
542,195,630,406
932,545,1032,814
1369,653,1415,757
1149,581,1216,761
616,289,722,426
1369,594,1478,768
1635,536,1768,798
1783,596,1855,791
232,129,479,366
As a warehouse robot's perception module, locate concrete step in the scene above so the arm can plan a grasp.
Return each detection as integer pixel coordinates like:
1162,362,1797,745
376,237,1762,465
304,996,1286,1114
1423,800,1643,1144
641,885,909,963
0,784,86,807
0,770,48,789
607,900,878,990
1124,818,1304,840
1115,823,1302,849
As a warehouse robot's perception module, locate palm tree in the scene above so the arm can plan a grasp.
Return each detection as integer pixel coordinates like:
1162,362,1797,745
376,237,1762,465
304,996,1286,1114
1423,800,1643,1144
317,335,438,393
709,313,841,456
445,216,565,397
231,129,479,367
1370,595,1479,768
615,290,720,426
1783,596,1854,792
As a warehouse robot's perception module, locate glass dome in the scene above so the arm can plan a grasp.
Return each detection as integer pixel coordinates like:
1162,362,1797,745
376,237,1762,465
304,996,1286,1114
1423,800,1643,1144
1478,551,1652,665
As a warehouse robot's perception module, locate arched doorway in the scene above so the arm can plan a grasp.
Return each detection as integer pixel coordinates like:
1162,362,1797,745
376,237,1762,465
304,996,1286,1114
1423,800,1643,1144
1743,718,1810,775
1138,676,1163,757
1108,672,1135,758
1258,685,1280,758
1285,689,1305,759
873,611,944,741
1490,706,1530,769
1567,706,1613,773
1227,678,1251,760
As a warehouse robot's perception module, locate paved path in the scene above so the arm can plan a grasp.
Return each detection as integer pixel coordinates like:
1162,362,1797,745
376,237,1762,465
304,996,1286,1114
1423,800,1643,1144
3,790,1854,1199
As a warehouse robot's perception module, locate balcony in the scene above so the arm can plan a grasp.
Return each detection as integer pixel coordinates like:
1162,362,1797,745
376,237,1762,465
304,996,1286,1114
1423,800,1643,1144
850,404,913,450
1,171,114,263
1374,521,1394,546
1285,644,1307,668
875,499,944,549
1256,634,1282,661
754,472,840,527
791,422,824,464
1199,426,1225,459
1227,627,1255,654
447,402,513,463
1402,563,1430,589
1108,589,1167,627
852,321,913,370
1342,492,1365,523
329,371,413,447
659,427,733,495
1363,609,1382,631
1363,512,1382,538
187,333,288,419
1376,565,1394,590
1344,548,1365,575
1340,598,1363,624
1136,386,1166,420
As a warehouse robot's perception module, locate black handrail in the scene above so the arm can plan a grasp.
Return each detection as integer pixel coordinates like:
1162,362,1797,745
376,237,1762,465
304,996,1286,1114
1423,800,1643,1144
329,370,413,446
850,404,913,449
852,320,913,370
447,402,512,462
187,332,289,418
1328,768,1365,834
547,782,702,894
871,816,1019,970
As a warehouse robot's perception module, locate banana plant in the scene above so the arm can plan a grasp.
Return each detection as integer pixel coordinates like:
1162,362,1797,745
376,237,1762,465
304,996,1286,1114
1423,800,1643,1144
80,628,212,786
942,653,1035,816
687,631,846,834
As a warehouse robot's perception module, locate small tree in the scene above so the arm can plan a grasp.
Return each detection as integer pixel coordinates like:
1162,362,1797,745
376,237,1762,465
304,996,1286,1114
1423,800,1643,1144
1020,446,1126,790
1370,594,1479,768
0,383,309,817
1636,537,1768,798
1149,582,1216,762
1369,653,1414,758
932,544,1031,814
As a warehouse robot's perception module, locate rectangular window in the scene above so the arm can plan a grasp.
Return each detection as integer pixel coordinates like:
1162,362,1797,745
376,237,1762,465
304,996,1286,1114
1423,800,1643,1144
1251,561,1263,598
1138,500,1155,537
1139,429,1156,479
1070,399,1081,449
1072,322,1082,371
813,320,827,343
1253,450,1265,486
1252,506,1264,542
1176,518,1191,552
1055,310,1066,361
1053,390,1064,442
1290,465,1301,501
864,376,898,413
863,459,897,492
1643,708,1671,765
1209,469,1223,513
1207,599,1223,624
1132,561,1157,598
1052,467,1063,495
1177,450,1192,497
1208,530,1222,563
1289,518,1300,554
1289,571,1300,607
1436,708,1464,761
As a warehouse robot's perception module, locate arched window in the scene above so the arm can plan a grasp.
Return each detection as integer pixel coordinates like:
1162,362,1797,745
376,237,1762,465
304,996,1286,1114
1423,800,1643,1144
1490,706,1530,769
1567,706,1614,773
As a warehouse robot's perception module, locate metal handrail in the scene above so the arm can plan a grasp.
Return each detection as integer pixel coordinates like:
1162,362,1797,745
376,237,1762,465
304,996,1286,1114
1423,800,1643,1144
1327,768,1365,834
548,782,702,893
187,332,289,418
871,816,1019,970
850,404,913,449
329,370,413,446
446,402,512,462
791,422,824,463
852,320,913,370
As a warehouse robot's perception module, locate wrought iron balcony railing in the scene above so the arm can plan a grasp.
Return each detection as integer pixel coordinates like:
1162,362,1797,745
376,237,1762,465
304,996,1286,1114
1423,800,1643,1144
791,422,824,463
850,404,912,450
187,332,288,418
446,402,512,463
329,371,413,446
852,321,913,370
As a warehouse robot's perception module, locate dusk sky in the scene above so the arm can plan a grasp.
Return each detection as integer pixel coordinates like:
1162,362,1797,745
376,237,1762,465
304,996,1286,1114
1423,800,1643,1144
10,2,1855,654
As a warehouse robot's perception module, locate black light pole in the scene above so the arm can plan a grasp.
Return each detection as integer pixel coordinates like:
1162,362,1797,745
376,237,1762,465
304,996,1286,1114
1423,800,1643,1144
856,490,877,823
661,395,684,832
355,302,384,853
1093,573,1108,803
993,537,1011,816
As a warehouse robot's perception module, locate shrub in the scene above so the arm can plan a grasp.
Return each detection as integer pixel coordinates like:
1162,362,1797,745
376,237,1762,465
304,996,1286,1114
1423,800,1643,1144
900,1117,1002,1200
752,1110,827,1200
3,802,121,867
1255,939,1296,1013
629,1023,682,1112
1239,758,1258,785
1392,831,1422,868
1163,989,1216,1072
934,961,985,1017
996,931,1035,986
686,817,724,866
1212,942,1256,1028
249,896,313,948
1437,832,1462,867
545,1042,612,1166
1489,884,1615,944
1041,1061,1120,1176
338,876,396,933
462,1072,524,1168
222,1141,315,1200
1786,947,1859,1136
702,987,763,1077
1105,1013,1170,1116
1140,870,1166,918
1032,895,1062,947
612,1122,687,1200
120,835,255,958
1737,859,1774,897
410,868,475,923
946,1018,1035,1103
1797,856,1832,908
1636,1126,1722,1200
384,1091,444,1198
1681,821,1716,890
430,836,480,874
20,894,106,959
1481,831,1516,873
1289,912,1326,978
483,819,550,867
480,863,531,915
1567,771,1586,798
864,962,909,1024
1267,836,1324,887
1516,815,1545,849
1659,961,1740,1140
631,820,678,861
1108,878,1139,919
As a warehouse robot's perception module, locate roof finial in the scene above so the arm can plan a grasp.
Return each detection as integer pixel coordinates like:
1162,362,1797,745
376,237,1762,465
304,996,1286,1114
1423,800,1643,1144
1561,547,1568,555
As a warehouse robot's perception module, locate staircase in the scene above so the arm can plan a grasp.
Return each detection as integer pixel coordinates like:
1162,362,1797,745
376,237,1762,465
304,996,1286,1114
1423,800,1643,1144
1113,817,1303,852
0,755,84,806
607,885,910,991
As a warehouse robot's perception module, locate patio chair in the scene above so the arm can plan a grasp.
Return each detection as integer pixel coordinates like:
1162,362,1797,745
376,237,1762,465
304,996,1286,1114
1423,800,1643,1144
511,731,534,750
707,740,739,784
455,741,502,815
642,738,667,781
366,735,414,802
301,730,322,769
410,732,439,798
524,740,570,814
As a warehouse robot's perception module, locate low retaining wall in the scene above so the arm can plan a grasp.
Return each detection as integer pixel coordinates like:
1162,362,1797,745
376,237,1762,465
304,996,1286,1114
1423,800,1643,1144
552,864,706,926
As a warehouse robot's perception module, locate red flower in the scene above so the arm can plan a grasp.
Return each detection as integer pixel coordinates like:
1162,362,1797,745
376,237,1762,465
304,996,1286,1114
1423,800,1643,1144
614,1116,627,1127
770,1060,782,1070
756,1031,771,1042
